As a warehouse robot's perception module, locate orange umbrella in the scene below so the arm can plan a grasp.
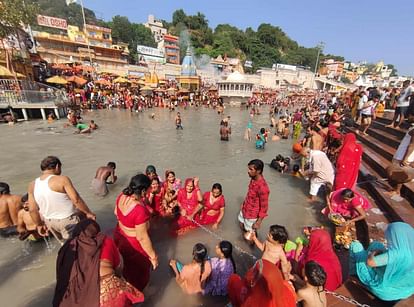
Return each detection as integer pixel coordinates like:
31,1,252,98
66,76,88,86
95,79,111,86
74,65,93,72
52,63,72,70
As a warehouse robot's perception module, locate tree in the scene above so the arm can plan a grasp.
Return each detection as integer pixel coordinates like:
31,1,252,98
0,0,38,39
387,64,398,76
108,16,156,63
172,9,187,26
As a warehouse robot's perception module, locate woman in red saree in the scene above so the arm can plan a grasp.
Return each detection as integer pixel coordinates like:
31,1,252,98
53,219,144,307
299,229,342,291
197,183,225,229
146,177,166,216
334,133,363,190
113,174,158,291
227,259,296,307
173,177,203,235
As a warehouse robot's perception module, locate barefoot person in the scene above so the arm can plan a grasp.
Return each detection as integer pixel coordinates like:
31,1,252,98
0,182,22,237
92,162,117,197
239,159,270,241
300,148,335,202
28,156,96,241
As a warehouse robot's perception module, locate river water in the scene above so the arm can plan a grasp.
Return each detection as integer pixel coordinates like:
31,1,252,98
0,107,320,306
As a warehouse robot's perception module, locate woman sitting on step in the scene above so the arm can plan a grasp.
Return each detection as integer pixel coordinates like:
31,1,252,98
349,222,414,301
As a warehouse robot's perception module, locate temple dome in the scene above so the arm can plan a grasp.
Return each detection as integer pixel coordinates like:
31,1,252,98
226,71,245,83
181,49,197,76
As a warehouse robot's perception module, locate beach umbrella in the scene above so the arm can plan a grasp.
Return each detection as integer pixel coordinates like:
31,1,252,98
137,79,146,85
66,76,88,86
0,65,14,77
154,87,166,92
15,72,26,79
52,63,72,70
74,65,93,72
95,79,111,86
113,76,129,83
46,75,68,84
140,85,153,95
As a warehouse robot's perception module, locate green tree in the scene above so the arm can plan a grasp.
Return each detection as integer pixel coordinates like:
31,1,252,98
172,9,187,26
386,64,398,76
108,15,155,63
0,0,38,39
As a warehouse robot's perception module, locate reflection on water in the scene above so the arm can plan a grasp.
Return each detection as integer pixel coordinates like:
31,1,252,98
0,107,320,306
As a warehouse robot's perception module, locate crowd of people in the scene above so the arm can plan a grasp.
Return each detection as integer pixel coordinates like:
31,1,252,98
1,80,414,306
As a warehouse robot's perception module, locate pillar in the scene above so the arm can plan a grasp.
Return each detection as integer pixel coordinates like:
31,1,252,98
40,108,46,120
22,108,28,121
54,108,60,119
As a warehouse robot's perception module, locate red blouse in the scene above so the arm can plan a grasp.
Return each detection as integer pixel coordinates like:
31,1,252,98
203,192,225,211
177,188,200,215
115,193,150,228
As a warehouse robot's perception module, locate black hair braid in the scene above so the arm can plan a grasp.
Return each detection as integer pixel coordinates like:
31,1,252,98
199,261,205,281
122,186,134,196
230,254,236,273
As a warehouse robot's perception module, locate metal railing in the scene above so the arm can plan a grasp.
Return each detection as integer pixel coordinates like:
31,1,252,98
0,79,68,106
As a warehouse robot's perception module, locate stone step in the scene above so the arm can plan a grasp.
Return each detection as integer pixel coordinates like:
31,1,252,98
363,126,401,149
401,181,414,208
345,126,395,161
345,127,414,208
375,114,411,130
358,162,414,227
371,121,407,139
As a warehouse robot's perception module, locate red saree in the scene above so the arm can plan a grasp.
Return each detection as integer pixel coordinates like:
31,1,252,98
173,186,200,235
114,193,152,291
227,259,296,307
300,229,342,291
100,238,144,307
334,133,362,190
197,191,225,225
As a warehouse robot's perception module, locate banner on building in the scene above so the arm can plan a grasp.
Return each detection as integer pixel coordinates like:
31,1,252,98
137,45,165,58
37,15,68,30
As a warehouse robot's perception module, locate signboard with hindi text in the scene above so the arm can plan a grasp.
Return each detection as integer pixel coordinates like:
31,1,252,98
37,15,68,30
137,45,165,58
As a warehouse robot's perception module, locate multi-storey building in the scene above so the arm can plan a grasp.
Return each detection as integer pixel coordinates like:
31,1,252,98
159,34,180,65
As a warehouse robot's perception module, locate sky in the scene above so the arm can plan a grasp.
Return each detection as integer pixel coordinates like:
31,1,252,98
84,0,413,76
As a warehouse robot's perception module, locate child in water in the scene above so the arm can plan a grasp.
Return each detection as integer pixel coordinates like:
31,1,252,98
251,224,290,280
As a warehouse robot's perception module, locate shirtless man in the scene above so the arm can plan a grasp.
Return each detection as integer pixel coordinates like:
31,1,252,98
0,182,22,237
89,120,98,130
310,126,324,151
91,162,117,197
220,121,231,141
175,112,183,129
17,194,41,241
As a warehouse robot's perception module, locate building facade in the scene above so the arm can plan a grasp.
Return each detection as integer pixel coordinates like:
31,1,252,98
144,15,167,43
158,34,180,65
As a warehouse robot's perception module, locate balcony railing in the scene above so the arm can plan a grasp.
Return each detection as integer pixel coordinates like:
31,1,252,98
0,79,68,106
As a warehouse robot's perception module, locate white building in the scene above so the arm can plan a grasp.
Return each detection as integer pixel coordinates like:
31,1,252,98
144,15,167,43
217,71,254,105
